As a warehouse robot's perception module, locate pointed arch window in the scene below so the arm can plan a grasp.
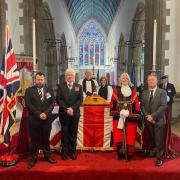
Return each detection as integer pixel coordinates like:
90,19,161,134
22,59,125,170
79,23,105,66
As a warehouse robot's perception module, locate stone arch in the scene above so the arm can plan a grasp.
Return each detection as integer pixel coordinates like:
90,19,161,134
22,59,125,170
127,2,145,85
58,32,68,85
37,2,58,89
117,33,126,83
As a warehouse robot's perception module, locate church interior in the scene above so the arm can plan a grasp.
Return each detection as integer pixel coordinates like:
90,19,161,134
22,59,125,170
0,0,180,179
1,0,179,122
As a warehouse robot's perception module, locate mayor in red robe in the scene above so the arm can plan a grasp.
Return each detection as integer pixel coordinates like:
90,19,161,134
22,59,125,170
110,73,141,160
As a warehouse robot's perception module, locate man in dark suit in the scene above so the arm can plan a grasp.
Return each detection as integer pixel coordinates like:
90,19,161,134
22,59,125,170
159,75,176,113
141,74,167,167
25,72,57,169
56,68,83,160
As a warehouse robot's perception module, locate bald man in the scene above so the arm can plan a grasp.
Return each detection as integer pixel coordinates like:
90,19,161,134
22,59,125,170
78,69,98,99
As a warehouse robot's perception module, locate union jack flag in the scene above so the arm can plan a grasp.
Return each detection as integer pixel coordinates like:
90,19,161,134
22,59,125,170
0,26,20,146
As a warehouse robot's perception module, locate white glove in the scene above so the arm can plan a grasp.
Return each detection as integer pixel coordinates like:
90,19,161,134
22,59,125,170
120,109,129,117
117,109,129,129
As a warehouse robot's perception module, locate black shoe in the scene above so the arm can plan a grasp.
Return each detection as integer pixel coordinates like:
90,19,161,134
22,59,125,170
155,159,163,167
127,154,133,161
69,152,77,160
61,154,68,160
147,150,156,158
117,152,125,160
27,159,37,169
44,157,57,164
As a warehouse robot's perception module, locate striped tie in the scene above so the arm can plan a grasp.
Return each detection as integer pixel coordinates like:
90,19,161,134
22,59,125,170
38,88,44,101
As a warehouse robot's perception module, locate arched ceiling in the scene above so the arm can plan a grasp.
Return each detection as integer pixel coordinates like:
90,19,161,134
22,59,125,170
64,0,121,35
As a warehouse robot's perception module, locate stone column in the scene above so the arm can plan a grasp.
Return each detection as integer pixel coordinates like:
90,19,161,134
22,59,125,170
144,0,166,84
0,0,6,57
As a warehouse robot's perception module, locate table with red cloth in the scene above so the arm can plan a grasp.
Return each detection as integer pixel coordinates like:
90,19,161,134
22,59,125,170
77,106,113,150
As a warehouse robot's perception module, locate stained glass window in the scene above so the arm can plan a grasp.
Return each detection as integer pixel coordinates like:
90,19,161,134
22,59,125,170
79,44,83,65
100,43,104,65
79,23,105,66
90,43,94,65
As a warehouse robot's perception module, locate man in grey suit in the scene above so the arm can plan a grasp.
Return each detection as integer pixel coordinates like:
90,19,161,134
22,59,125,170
141,74,167,167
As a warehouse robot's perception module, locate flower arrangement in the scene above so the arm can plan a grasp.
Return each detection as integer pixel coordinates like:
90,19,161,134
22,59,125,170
0,154,18,167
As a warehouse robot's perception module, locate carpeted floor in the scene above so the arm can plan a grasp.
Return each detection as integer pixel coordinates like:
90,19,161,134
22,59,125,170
0,152,180,180
1,122,180,180
0,135,180,180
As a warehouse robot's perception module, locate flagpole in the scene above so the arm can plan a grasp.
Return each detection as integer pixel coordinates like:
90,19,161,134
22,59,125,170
8,132,11,155
5,26,11,155
32,19,37,74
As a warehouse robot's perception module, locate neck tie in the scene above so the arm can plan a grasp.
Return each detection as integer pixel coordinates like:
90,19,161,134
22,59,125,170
68,83,72,90
149,90,153,113
38,88,44,101
163,84,166,89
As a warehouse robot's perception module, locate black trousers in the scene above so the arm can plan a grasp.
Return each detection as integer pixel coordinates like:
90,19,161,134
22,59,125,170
146,121,165,159
28,118,51,158
60,115,79,155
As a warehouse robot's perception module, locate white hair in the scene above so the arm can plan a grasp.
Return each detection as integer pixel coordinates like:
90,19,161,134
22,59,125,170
119,72,133,87
85,69,93,74
65,68,76,76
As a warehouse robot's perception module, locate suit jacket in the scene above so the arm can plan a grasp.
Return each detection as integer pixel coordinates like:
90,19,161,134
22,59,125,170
56,82,83,120
159,82,176,106
25,85,55,121
141,87,167,125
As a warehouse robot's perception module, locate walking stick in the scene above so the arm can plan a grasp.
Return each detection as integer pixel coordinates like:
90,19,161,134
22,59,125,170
113,92,133,160
122,118,127,160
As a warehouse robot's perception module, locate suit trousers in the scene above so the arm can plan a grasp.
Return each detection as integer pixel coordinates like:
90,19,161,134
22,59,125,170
145,121,165,159
60,115,79,155
28,118,51,158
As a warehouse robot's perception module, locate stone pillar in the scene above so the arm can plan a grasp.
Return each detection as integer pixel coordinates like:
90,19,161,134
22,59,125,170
144,0,166,84
136,63,141,85
0,0,6,57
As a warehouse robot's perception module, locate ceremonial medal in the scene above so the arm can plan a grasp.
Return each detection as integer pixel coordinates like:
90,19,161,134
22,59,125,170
75,86,80,91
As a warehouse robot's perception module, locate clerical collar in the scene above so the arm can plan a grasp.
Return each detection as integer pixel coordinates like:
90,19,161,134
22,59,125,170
85,78,92,81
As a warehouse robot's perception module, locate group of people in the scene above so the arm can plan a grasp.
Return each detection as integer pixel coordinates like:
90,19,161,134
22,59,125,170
110,73,176,167
25,69,83,169
24,68,176,169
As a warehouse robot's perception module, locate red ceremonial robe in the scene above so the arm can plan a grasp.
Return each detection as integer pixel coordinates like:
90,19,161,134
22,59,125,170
110,86,140,152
